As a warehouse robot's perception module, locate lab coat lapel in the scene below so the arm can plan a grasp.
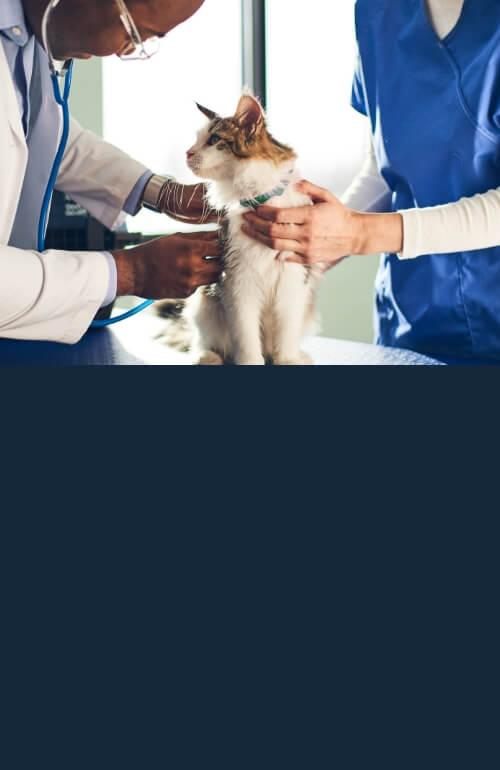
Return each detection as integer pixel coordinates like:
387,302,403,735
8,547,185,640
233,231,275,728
9,43,62,250
0,39,28,244
0,38,27,148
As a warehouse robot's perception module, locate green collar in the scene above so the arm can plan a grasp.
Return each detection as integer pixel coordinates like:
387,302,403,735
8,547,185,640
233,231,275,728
240,177,292,210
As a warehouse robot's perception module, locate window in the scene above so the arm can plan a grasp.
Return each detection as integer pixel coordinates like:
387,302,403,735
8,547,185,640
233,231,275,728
266,0,377,343
102,0,243,235
266,0,366,193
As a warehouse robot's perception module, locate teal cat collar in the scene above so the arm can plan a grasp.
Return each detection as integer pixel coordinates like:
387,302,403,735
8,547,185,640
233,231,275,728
240,178,292,210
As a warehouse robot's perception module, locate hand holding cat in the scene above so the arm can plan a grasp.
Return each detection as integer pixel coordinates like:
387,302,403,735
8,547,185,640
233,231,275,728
241,180,403,266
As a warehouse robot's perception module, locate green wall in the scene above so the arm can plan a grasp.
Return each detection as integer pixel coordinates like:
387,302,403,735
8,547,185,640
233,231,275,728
70,59,103,136
318,255,379,343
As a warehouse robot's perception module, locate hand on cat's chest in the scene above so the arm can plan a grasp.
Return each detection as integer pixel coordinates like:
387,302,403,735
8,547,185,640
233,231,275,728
241,210,303,257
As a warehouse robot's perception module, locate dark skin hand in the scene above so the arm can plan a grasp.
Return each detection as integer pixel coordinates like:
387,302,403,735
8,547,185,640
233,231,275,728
113,232,222,299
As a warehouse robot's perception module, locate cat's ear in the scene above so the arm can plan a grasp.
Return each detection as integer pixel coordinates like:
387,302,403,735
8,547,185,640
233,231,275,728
196,102,219,121
235,93,264,136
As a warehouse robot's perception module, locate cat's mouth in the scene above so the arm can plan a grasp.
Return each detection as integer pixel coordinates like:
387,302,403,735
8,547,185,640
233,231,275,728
187,155,202,175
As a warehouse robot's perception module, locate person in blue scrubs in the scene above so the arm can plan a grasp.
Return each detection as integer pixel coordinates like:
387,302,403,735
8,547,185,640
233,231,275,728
243,0,500,362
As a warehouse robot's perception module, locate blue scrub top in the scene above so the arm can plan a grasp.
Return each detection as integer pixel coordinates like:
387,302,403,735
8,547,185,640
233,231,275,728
352,0,500,361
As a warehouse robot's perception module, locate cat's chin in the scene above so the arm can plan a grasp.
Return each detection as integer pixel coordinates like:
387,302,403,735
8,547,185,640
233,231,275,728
196,173,225,183
192,166,233,183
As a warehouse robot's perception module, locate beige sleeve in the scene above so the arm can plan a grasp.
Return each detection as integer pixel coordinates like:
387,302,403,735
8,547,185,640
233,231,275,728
400,189,500,259
342,123,500,259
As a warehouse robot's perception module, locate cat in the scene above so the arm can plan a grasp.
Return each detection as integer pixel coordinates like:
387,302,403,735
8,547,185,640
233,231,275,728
165,92,322,366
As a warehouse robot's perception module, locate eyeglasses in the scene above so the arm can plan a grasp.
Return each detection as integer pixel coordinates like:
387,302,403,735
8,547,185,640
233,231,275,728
115,0,160,61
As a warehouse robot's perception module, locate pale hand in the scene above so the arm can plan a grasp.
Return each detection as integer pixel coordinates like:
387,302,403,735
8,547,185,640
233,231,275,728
241,180,404,267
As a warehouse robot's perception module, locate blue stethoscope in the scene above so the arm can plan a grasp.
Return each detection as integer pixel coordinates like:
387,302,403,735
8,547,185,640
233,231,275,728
39,0,153,328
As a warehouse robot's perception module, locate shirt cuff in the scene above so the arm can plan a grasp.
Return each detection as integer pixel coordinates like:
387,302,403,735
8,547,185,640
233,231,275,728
398,208,423,260
123,170,154,216
100,252,118,308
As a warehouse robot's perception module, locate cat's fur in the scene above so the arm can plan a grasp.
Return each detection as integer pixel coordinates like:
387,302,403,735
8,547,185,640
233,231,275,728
170,93,321,366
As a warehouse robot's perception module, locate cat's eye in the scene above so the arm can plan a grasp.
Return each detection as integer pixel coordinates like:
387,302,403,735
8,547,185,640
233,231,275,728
207,134,221,147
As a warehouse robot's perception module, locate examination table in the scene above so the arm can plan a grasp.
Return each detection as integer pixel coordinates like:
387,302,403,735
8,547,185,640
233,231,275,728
0,313,443,365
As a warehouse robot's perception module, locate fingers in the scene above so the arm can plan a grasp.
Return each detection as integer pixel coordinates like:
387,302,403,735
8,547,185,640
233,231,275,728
254,205,312,225
283,254,308,265
195,236,222,259
193,251,223,288
197,259,222,283
252,180,333,223
243,212,303,242
178,229,222,257
241,217,303,253
295,179,334,204
200,210,221,225
241,222,302,254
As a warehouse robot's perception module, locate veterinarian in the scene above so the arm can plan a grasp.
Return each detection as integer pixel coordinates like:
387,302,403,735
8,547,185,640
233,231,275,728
0,0,221,343
243,0,500,362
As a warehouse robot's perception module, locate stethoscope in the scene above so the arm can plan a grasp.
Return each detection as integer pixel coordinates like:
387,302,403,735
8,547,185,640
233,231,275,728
39,0,153,328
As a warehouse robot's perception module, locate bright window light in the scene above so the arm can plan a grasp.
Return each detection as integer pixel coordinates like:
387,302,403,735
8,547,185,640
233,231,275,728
266,0,366,194
103,1,364,229
102,0,242,235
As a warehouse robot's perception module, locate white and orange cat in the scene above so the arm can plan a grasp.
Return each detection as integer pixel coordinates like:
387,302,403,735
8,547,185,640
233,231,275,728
183,93,321,365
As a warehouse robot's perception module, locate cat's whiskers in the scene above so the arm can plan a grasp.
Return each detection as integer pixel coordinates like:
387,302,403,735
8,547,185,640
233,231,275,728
186,185,197,212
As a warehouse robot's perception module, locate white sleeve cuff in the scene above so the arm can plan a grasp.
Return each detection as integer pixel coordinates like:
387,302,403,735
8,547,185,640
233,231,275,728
399,208,424,259
101,252,118,308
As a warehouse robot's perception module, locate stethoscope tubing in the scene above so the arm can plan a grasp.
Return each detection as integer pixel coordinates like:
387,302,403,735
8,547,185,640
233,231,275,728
37,56,154,328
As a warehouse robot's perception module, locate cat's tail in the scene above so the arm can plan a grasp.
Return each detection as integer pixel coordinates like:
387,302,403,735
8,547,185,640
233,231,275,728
155,300,193,352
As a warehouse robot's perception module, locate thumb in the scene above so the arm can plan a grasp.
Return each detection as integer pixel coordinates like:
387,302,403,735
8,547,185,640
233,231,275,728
295,180,333,204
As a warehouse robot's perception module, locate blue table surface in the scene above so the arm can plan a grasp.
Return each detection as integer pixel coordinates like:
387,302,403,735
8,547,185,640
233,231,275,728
0,329,141,366
1,308,498,365
0,328,451,366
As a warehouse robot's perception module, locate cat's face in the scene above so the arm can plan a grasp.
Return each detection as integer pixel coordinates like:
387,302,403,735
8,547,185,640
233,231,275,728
186,94,295,182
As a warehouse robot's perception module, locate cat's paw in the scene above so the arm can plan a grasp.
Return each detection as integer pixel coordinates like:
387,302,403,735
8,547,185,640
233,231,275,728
234,356,266,366
197,351,224,366
274,351,313,366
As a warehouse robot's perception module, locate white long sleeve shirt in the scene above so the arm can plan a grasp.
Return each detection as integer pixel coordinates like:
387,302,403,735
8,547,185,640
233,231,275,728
343,0,500,259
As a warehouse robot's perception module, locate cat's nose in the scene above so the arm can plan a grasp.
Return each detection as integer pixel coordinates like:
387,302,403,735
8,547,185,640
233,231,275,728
187,149,196,160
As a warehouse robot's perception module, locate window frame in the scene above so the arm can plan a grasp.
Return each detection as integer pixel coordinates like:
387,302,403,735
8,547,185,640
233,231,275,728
241,0,267,107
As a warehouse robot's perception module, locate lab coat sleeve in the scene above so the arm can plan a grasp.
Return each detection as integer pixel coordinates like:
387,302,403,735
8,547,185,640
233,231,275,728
56,118,149,230
0,244,110,344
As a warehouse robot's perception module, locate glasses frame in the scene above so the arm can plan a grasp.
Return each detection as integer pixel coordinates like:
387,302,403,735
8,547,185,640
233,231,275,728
115,0,160,61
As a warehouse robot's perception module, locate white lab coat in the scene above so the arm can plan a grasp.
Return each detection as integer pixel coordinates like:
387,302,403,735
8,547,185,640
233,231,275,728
0,42,149,344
